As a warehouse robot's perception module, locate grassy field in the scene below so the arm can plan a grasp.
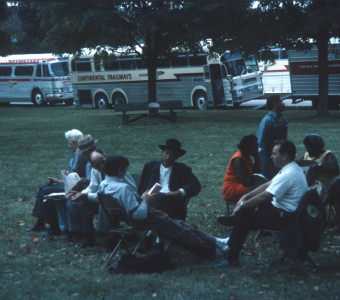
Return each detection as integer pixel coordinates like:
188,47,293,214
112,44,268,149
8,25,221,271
0,105,339,300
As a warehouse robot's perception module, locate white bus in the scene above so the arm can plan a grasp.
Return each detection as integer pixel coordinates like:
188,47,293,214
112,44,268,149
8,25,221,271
258,48,291,94
70,51,263,109
0,54,74,106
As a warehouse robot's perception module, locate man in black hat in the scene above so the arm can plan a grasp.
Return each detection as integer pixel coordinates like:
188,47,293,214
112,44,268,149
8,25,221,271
138,138,201,221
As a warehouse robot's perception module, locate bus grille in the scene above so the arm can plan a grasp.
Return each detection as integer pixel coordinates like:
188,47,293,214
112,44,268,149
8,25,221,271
242,77,256,85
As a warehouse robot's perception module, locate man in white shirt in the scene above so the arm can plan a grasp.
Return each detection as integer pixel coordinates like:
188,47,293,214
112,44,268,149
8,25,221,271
138,139,201,221
217,140,308,267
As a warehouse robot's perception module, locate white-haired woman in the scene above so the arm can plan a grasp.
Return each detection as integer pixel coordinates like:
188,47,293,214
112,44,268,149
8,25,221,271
26,129,87,235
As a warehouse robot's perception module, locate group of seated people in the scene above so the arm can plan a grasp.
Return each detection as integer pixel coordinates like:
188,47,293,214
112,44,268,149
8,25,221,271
26,129,340,268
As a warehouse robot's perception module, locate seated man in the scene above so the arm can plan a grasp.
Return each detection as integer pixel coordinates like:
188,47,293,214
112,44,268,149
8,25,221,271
222,134,261,204
322,177,340,233
26,129,87,235
99,154,230,259
217,140,308,267
67,149,136,248
296,133,339,188
138,139,201,221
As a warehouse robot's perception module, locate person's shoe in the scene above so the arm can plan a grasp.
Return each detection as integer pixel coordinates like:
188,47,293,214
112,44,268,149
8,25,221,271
214,259,240,268
217,214,241,227
78,238,96,249
215,237,230,257
40,228,61,237
25,224,46,232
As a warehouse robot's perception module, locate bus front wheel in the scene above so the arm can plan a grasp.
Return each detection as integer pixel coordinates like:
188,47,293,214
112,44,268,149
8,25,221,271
112,92,126,106
32,90,45,106
95,93,109,109
194,91,207,110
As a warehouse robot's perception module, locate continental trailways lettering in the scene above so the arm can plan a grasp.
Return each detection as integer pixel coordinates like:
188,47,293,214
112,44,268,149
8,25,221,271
77,74,132,81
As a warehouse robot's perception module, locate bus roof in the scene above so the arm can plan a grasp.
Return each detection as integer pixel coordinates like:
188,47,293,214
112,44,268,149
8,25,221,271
0,53,68,65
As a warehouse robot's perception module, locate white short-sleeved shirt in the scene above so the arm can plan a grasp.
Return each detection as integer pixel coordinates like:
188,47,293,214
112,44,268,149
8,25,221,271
266,161,308,213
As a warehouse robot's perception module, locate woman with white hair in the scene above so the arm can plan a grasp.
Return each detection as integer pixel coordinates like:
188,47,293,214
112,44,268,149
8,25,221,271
26,129,88,235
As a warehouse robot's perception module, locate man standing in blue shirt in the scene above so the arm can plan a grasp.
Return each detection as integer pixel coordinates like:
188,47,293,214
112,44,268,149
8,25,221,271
257,95,288,180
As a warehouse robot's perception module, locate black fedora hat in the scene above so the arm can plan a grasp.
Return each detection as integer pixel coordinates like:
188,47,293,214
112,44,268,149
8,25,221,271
158,139,186,157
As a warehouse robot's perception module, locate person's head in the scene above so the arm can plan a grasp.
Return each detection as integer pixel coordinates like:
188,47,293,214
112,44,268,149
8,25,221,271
271,139,296,169
303,133,325,157
78,134,97,158
158,139,186,168
266,95,285,113
89,150,106,173
238,134,258,156
64,129,83,151
104,155,130,177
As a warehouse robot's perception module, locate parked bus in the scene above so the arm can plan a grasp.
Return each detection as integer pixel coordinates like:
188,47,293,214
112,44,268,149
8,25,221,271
0,54,74,106
288,44,340,108
70,51,263,109
258,48,291,94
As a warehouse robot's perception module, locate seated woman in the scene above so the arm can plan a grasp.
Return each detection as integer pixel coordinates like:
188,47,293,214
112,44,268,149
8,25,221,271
296,133,339,188
222,134,261,205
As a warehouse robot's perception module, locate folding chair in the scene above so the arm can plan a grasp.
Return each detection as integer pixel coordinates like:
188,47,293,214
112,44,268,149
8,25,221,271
98,193,147,269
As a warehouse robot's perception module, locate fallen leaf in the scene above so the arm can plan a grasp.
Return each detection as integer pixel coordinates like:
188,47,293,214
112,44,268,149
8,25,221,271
17,197,23,202
219,273,226,279
30,237,39,243
16,221,24,226
313,286,319,291
7,251,16,259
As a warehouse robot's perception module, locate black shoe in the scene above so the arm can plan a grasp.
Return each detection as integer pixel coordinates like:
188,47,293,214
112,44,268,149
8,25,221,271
217,214,241,227
40,228,61,237
25,224,46,232
78,238,96,249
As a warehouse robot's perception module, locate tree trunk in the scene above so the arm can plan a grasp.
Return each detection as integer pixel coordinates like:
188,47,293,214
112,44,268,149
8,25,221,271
316,30,330,117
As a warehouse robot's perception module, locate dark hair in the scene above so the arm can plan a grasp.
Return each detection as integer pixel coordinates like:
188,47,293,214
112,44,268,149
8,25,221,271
266,95,281,110
238,134,258,153
105,155,129,176
303,133,324,151
273,139,296,161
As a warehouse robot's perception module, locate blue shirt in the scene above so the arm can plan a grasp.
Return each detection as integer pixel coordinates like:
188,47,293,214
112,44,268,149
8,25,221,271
257,111,288,154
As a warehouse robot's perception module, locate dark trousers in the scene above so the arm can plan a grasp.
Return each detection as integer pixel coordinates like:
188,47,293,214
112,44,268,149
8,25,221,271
151,193,188,221
134,207,216,259
32,184,64,229
228,204,294,262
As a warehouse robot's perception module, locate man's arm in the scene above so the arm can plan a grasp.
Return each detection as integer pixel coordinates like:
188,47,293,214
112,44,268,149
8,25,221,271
234,190,273,214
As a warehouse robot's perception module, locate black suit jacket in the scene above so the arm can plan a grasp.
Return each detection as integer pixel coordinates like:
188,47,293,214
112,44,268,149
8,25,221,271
138,160,201,219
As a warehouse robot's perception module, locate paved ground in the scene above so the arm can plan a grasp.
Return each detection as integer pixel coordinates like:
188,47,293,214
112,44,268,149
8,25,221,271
240,98,312,109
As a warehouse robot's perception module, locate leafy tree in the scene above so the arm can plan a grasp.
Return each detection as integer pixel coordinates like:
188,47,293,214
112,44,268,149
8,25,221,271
251,1,340,117
36,1,210,103
0,2,13,55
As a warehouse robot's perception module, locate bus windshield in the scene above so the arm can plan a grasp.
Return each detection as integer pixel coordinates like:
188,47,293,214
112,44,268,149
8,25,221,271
51,62,69,77
244,55,259,73
223,59,246,77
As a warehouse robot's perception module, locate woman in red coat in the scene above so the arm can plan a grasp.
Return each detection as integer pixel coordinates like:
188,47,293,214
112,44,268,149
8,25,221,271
222,134,261,204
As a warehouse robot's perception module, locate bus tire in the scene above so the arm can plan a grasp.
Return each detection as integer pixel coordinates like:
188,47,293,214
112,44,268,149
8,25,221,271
112,92,126,106
95,93,109,109
194,91,207,110
32,89,45,106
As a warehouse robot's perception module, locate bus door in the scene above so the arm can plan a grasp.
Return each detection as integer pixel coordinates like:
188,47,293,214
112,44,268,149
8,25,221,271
12,65,35,102
209,63,226,106
0,65,13,103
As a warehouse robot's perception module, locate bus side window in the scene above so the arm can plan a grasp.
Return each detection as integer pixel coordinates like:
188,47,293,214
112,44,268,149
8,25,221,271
14,66,34,76
0,66,12,76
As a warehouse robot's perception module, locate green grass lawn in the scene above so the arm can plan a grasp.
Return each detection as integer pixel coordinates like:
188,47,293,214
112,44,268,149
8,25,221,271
0,105,339,300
